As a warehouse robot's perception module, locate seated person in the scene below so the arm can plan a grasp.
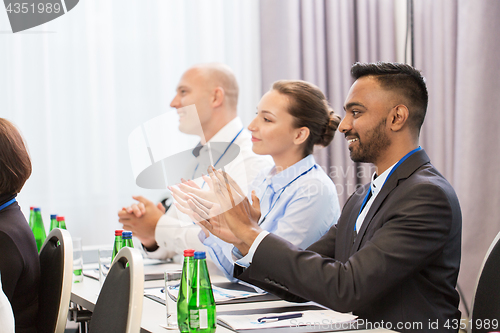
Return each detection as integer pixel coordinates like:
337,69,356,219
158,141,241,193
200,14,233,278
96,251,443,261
0,118,40,333
172,80,342,281
188,63,462,331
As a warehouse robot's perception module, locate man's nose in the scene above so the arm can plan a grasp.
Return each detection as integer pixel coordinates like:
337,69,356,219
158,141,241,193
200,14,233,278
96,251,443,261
170,95,180,108
338,117,350,133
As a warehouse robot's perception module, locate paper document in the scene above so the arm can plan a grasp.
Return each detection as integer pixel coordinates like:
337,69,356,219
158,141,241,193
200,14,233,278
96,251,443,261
145,285,262,305
217,310,357,331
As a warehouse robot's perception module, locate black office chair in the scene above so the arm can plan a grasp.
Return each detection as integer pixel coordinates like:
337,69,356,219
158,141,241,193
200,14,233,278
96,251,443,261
88,247,144,333
469,230,500,333
37,228,74,333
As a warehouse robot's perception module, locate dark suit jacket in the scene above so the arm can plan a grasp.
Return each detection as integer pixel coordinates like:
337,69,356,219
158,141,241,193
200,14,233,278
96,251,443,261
235,149,461,332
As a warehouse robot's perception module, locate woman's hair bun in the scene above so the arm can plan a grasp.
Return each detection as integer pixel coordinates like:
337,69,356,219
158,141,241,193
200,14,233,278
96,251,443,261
318,110,341,147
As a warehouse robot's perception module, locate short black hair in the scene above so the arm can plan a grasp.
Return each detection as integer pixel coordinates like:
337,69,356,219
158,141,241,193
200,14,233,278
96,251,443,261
351,62,428,134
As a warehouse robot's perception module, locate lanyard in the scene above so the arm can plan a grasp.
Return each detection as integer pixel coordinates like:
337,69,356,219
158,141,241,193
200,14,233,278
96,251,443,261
192,128,244,188
355,146,422,231
0,198,16,212
259,164,315,225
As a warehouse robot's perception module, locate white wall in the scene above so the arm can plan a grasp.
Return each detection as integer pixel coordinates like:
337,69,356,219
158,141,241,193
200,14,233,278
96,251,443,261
0,0,262,247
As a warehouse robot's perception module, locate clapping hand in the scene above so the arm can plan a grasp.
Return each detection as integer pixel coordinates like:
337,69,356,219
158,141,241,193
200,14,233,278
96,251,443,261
200,166,263,254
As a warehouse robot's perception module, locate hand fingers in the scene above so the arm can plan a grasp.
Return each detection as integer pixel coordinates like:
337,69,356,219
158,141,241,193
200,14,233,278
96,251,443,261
132,195,153,206
197,218,213,233
178,183,209,200
187,199,211,220
207,166,225,196
118,210,131,219
181,178,200,189
157,202,166,213
174,202,197,221
251,190,261,211
188,192,214,211
222,170,246,198
168,185,190,202
171,191,190,209
222,170,236,207
188,196,212,217
202,174,214,191
131,204,143,218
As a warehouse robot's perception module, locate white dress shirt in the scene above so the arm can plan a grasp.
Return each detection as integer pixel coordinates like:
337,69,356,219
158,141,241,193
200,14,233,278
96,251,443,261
355,162,397,233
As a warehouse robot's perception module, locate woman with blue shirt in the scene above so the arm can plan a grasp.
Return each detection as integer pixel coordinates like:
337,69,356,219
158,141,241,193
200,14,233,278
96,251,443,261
173,80,341,281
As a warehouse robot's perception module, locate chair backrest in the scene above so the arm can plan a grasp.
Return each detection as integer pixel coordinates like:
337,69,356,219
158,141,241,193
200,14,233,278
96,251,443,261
89,247,144,333
470,230,500,333
37,228,73,333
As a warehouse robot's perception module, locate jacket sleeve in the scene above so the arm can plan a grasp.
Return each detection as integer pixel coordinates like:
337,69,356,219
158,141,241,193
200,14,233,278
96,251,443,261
236,181,456,313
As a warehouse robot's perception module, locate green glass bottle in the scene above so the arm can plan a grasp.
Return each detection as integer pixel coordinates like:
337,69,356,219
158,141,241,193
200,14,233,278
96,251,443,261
32,208,46,253
111,229,123,262
121,231,134,248
28,206,35,228
188,251,216,333
49,214,58,231
177,249,195,333
121,231,134,268
56,216,67,230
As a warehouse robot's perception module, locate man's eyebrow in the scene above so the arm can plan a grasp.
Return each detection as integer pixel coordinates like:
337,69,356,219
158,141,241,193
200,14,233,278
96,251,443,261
176,85,189,91
343,102,366,111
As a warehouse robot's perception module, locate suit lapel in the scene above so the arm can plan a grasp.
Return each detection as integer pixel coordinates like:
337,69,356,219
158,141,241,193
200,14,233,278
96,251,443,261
350,149,431,255
347,185,370,244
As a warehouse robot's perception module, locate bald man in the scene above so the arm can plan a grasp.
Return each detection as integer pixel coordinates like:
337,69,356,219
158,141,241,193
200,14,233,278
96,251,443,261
118,63,272,271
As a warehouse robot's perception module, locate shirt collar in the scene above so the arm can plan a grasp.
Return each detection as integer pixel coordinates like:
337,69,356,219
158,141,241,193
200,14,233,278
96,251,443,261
265,154,316,192
208,117,243,143
193,117,243,157
370,161,397,196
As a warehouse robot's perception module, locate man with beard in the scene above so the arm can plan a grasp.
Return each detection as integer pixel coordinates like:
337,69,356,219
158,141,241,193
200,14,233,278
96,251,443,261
196,62,462,332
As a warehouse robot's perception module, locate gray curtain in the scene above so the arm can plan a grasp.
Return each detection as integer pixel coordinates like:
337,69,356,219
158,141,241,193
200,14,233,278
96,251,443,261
452,0,500,313
260,0,398,203
259,0,500,317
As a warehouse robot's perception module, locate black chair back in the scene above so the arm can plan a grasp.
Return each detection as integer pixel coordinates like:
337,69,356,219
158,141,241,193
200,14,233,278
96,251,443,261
470,231,500,333
89,247,144,333
37,228,73,333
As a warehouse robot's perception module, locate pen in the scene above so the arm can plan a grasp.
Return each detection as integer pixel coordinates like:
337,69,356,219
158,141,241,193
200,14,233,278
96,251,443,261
257,313,303,323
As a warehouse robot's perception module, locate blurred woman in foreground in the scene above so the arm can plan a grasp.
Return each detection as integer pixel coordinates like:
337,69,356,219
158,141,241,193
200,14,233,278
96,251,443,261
0,118,39,333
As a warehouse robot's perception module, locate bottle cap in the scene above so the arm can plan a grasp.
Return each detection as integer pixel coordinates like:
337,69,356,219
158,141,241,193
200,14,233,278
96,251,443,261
34,208,41,212
122,231,132,239
115,229,123,236
56,216,65,221
30,206,34,210
51,214,58,219
194,251,206,259
183,249,195,257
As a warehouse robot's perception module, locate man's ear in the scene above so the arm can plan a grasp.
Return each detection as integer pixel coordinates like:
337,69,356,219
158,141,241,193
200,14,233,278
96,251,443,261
294,127,310,145
389,104,409,132
212,87,225,108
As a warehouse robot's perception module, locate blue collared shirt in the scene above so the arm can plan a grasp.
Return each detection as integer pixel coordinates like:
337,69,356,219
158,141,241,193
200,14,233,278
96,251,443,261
201,154,340,281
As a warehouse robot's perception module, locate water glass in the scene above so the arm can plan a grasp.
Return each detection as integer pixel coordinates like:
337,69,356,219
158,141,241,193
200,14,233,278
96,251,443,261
98,246,113,287
164,269,182,329
72,237,83,283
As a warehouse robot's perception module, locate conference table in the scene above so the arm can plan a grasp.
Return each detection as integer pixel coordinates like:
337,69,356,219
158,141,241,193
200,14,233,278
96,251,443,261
70,261,396,333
